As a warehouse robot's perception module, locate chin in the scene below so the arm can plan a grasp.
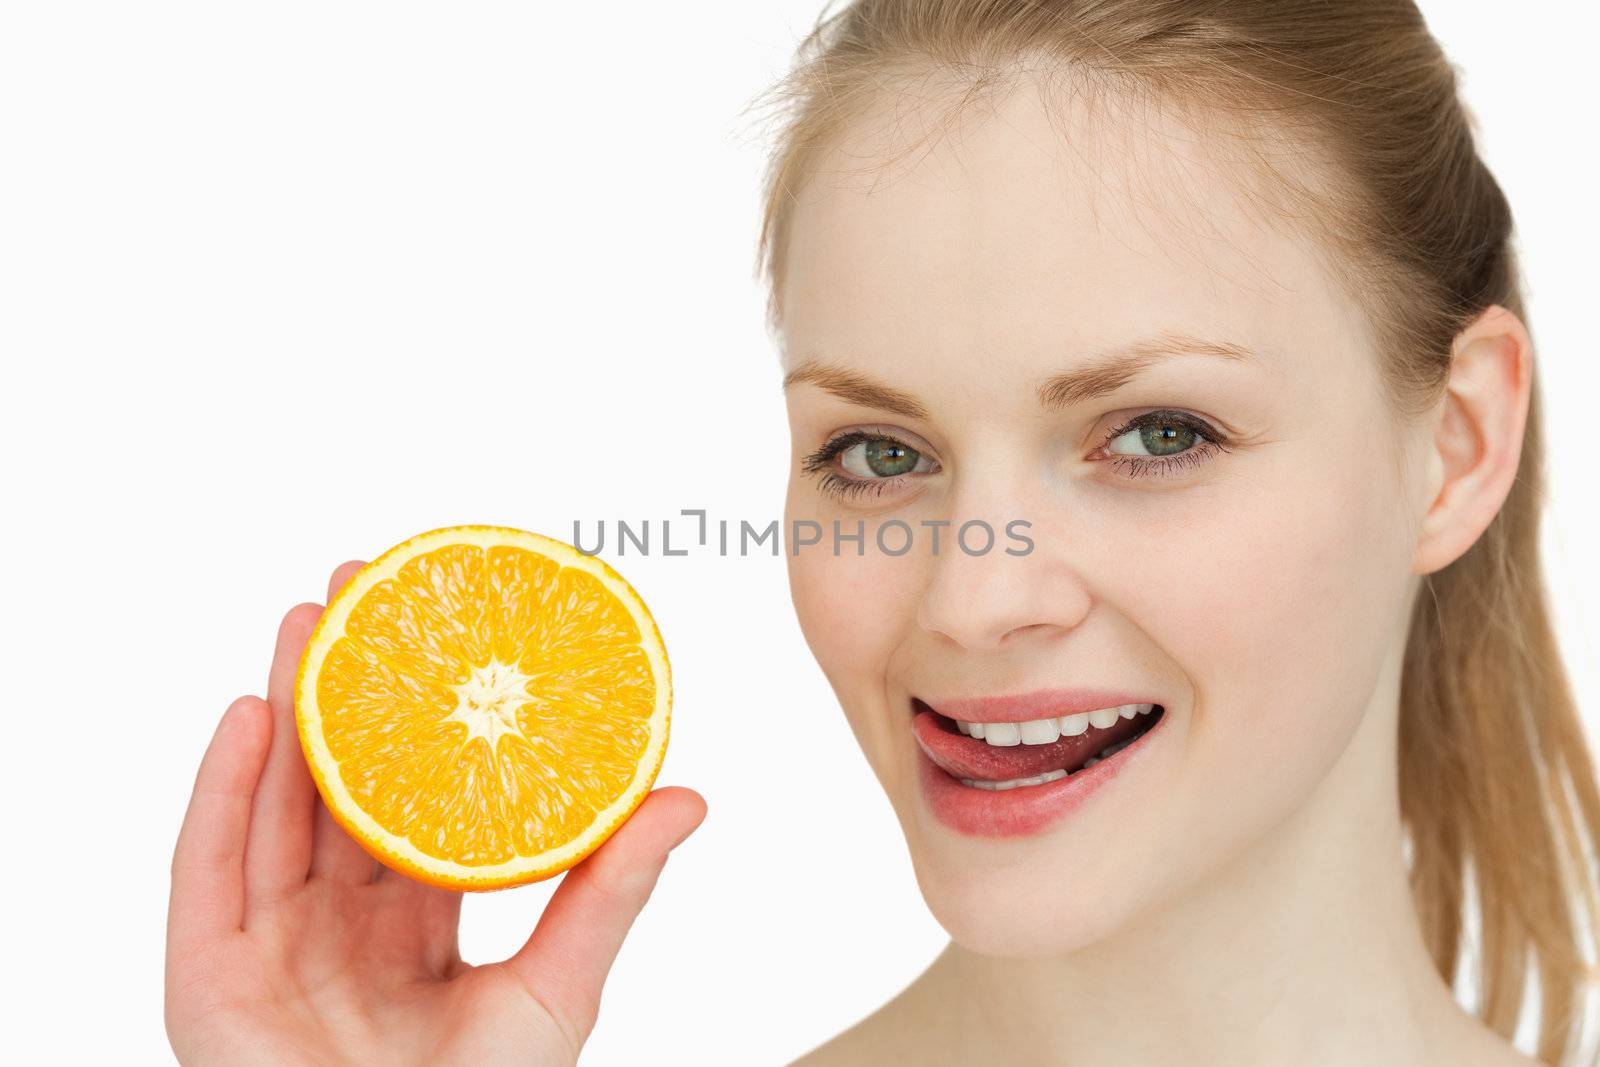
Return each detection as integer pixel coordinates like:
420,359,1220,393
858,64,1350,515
906,846,1145,958
875,705,1185,960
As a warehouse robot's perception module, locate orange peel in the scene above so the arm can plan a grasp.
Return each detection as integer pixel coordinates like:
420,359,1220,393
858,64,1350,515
294,524,671,891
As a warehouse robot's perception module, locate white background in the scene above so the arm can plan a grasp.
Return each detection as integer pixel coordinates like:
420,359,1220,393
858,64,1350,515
2,2,1594,1063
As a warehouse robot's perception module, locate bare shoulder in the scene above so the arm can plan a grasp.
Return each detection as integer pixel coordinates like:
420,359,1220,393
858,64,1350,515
786,1007,922,1067
1432,1023,1541,1067
1470,1043,1541,1067
1444,1044,1540,1067
786,982,958,1067
785,1023,878,1067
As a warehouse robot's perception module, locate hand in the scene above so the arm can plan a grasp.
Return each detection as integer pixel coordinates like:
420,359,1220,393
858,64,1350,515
165,561,707,1066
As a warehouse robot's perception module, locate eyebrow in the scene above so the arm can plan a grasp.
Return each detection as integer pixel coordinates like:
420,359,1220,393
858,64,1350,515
1036,333,1258,410
780,332,1259,417
779,358,931,420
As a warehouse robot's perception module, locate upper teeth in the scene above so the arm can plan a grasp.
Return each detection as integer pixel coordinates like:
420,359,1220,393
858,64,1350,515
956,703,1156,746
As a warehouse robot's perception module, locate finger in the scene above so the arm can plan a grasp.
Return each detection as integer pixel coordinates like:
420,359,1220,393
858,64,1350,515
326,559,366,605
243,602,324,907
308,798,378,885
169,696,273,956
307,560,378,884
371,871,466,977
505,786,707,1038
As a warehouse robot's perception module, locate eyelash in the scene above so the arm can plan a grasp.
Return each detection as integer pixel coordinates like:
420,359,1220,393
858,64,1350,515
800,430,926,501
801,412,1234,501
1096,411,1235,480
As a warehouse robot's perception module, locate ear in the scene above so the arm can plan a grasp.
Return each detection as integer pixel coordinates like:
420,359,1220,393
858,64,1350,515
1411,304,1534,576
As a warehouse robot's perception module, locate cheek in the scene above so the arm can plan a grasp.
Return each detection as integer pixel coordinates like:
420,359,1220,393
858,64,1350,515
1124,429,1412,784
783,511,928,757
786,538,921,690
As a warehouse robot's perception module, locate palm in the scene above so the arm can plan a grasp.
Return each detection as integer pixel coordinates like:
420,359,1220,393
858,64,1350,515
166,561,705,1066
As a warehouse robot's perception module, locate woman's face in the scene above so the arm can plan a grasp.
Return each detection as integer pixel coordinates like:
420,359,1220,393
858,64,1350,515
780,78,1434,957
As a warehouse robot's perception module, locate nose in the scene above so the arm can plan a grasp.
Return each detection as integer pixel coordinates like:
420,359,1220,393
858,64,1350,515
914,517,1091,651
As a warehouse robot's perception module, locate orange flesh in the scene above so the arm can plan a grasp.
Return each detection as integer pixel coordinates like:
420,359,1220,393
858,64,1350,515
314,543,655,866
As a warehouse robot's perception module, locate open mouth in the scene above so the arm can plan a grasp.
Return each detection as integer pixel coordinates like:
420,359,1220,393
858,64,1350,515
911,697,1167,790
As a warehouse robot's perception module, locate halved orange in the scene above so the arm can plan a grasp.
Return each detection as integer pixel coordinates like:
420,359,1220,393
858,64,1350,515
294,524,671,891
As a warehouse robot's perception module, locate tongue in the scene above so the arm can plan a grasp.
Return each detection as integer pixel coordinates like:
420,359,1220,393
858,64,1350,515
911,706,1156,781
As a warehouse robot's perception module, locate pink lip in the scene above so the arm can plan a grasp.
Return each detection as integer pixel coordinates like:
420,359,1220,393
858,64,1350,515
913,703,1170,837
923,688,1160,723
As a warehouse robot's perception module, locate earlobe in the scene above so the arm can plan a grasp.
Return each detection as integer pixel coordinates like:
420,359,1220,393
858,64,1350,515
1408,304,1533,577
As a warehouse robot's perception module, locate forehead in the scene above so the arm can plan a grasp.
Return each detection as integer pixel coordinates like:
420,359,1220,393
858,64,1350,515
779,74,1359,386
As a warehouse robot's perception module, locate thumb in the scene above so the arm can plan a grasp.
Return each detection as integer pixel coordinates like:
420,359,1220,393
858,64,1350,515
505,785,707,1040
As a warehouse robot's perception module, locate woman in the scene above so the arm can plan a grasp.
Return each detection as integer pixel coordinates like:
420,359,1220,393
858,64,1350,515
164,1,1599,1064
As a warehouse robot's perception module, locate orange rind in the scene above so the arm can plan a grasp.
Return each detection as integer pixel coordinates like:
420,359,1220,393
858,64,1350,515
294,524,671,891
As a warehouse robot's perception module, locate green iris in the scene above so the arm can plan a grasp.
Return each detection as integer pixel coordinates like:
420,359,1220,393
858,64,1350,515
864,438,920,476
1139,421,1197,456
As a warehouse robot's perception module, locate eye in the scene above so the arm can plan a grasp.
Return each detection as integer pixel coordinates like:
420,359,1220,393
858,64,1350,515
1098,410,1233,479
801,430,939,501
840,437,928,478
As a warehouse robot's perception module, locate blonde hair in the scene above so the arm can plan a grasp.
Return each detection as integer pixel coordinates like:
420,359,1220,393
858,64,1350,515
747,2,1600,1061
